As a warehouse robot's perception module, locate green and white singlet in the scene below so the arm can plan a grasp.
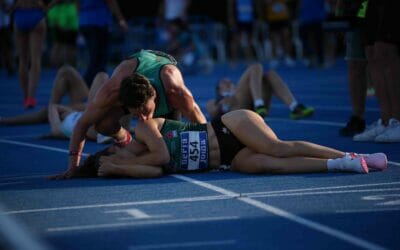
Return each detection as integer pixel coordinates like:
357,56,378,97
129,50,177,117
160,120,209,173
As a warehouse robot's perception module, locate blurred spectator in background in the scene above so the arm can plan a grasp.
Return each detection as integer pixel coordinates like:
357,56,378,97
159,0,190,24
297,0,327,68
0,0,15,76
11,0,47,109
78,0,128,87
227,0,256,62
336,0,368,137
47,0,78,67
353,0,400,143
259,0,295,68
164,18,198,72
206,63,314,120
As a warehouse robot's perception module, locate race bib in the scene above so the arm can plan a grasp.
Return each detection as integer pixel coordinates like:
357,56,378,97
180,131,208,170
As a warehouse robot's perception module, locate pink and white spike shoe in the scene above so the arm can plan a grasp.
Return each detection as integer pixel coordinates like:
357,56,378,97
347,152,388,171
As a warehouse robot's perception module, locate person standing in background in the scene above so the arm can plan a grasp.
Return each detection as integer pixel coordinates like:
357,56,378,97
353,0,400,143
260,0,295,68
78,0,128,87
297,0,327,68
0,0,15,76
11,0,47,109
227,0,256,62
336,0,368,137
47,0,79,67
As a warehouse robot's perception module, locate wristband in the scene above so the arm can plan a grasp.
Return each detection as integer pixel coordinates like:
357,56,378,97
69,150,81,157
114,129,132,148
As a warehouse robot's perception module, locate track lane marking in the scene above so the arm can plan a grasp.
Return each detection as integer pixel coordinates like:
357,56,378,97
129,240,237,249
172,174,387,250
46,216,239,232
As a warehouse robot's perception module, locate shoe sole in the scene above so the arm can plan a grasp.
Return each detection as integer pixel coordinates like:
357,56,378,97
364,153,388,171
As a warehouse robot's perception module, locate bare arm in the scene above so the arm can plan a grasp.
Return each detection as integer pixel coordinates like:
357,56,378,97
162,66,207,123
101,119,170,166
105,0,128,32
47,104,72,138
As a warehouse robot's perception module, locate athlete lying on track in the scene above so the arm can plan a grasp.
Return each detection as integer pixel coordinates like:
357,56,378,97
53,109,388,179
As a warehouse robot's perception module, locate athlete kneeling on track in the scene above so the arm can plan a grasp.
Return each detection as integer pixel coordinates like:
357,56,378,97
56,109,388,179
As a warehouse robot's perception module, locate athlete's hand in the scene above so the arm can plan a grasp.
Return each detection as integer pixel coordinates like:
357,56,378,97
48,168,79,180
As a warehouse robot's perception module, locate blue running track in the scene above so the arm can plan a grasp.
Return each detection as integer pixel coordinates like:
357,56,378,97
1,60,399,250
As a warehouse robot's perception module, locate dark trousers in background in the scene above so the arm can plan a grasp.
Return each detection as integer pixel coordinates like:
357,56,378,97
81,26,109,87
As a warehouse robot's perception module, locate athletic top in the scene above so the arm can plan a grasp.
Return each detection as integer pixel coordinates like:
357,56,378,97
160,119,209,173
129,50,177,117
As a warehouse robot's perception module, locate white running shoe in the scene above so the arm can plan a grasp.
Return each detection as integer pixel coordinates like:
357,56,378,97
353,119,386,142
374,118,400,143
346,152,388,171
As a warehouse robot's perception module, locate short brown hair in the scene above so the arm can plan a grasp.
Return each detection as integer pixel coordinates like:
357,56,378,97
119,73,154,109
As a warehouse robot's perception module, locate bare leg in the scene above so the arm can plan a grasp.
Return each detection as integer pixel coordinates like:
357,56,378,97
366,45,391,125
264,70,295,106
379,42,400,121
0,107,48,125
222,109,344,159
14,25,29,100
348,60,367,118
234,63,263,107
49,65,89,108
27,20,46,101
232,148,327,174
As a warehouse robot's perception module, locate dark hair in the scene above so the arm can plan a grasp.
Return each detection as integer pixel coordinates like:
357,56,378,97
119,73,154,109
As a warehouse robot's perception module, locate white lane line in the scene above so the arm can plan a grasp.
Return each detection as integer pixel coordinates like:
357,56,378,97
0,205,50,250
0,181,25,186
0,139,89,156
244,182,400,196
389,161,400,167
336,208,400,213
0,134,44,139
266,117,344,127
248,188,400,198
3,195,231,215
46,216,239,232
172,175,386,250
0,174,48,180
129,240,236,250
271,104,380,112
4,183,400,215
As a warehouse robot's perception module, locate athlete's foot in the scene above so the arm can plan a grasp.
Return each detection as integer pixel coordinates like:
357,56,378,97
342,155,369,173
347,152,388,171
24,97,37,109
290,104,314,120
255,105,268,118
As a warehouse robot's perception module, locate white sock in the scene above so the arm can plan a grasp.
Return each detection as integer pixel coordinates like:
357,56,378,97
327,158,339,172
254,99,264,108
289,101,298,111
